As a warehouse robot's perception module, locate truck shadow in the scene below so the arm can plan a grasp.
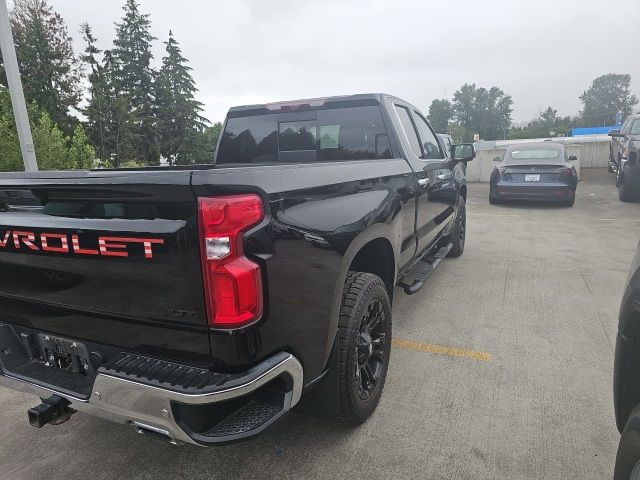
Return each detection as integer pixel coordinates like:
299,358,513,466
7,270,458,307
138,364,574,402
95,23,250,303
43,411,358,479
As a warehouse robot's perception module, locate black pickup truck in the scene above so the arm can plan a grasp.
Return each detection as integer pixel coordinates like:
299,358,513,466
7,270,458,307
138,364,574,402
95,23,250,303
0,93,474,446
609,114,640,202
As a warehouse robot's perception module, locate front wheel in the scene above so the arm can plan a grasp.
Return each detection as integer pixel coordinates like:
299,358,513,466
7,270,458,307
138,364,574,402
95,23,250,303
337,272,392,425
618,165,640,202
447,195,466,257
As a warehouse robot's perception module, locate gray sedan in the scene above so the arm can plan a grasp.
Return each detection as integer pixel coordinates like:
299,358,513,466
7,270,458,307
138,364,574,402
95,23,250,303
489,142,578,207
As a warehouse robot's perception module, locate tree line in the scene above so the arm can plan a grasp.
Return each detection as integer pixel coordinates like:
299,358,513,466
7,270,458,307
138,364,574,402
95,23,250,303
429,74,638,143
0,0,221,171
0,0,638,171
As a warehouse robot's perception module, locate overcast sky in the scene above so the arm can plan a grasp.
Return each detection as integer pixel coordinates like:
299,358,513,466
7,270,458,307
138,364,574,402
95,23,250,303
49,0,640,124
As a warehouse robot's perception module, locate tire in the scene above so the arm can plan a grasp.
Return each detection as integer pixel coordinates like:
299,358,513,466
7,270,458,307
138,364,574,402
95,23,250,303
338,272,392,426
489,190,500,205
614,405,640,479
618,165,640,203
609,150,617,174
562,195,575,207
447,195,466,257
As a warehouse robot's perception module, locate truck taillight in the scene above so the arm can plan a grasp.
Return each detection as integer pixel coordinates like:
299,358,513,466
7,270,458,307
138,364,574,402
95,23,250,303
198,195,264,329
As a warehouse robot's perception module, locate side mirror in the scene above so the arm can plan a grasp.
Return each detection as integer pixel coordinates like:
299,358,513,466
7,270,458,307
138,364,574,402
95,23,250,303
609,129,622,137
568,155,577,161
452,143,475,162
493,156,502,162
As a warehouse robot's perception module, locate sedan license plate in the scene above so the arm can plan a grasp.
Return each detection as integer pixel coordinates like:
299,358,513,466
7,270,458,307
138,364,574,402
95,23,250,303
525,174,540,182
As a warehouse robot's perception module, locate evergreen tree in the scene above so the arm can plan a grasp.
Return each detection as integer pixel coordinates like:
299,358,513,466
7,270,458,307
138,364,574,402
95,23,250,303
111,0,158,164
100,49,139,166
80,23,112,162
1,0,81,132
156,31,208,165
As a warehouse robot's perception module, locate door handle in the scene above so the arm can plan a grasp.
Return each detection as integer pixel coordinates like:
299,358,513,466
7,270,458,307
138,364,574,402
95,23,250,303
418,178,429,187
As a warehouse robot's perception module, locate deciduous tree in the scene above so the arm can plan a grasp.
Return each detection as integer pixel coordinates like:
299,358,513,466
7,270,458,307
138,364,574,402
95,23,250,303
580,73,638,126
452,83,513,141
0,88,95,172
1,0,81,132
427,99,453,133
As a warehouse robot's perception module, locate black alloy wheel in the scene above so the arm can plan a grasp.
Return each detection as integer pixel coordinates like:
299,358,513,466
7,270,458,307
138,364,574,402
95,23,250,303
337,272,392,425
354,299,387,400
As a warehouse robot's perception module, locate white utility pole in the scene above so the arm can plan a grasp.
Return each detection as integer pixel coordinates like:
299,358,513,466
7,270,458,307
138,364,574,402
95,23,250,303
0,0,38,171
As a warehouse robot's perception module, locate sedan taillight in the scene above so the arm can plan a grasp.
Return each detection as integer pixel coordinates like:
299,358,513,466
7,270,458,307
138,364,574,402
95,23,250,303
560,168,575,179
198,194,264,329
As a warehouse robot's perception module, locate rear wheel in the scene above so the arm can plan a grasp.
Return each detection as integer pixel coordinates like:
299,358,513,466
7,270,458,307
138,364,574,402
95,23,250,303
615,405,640,479
618,165,640,202
337,272,391,425
489,190,500,205
562,195,575,207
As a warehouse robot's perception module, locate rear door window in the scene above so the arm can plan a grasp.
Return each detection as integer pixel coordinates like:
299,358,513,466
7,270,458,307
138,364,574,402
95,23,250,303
279,121,317,151
217,105,392,164
631,119,640,135
395,105,422,157
317,106,392,160
412,112,444,160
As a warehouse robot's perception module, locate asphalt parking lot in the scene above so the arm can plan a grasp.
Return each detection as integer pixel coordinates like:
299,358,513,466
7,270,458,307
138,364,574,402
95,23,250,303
1,168,639,480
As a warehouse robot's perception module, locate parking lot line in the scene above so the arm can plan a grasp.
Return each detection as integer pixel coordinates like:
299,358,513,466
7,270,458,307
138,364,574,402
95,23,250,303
392,338,492,362
468,213,640,224
595,218,640,223
468,213,518,218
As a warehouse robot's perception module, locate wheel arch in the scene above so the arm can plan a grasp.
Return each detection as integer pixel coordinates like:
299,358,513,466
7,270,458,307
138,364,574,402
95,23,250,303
319,225,399,375
459,184,467,201
348,237,395,297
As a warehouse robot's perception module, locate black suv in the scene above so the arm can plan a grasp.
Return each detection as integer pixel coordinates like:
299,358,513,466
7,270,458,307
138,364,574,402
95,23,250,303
609,115,640,202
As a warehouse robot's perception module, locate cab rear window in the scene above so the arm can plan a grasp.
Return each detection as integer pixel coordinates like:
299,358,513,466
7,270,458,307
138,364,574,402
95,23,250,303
216,106,392,164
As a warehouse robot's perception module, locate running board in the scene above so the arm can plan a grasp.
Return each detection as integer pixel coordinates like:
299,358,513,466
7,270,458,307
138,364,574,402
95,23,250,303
398,243,452,295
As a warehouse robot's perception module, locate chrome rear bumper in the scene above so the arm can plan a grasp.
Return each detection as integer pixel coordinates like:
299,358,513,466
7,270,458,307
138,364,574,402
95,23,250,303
0,352,303,446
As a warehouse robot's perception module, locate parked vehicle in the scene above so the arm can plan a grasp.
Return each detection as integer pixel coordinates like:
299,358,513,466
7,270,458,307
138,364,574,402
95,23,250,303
609,115,640,173
437,134,454,158
614,241,640,479
489,142,578,206
0,93,475,446
609,116,640,202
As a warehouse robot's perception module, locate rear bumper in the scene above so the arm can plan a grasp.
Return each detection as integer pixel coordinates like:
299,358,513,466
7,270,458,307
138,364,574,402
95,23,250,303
493,182,574,200
0,332,303,445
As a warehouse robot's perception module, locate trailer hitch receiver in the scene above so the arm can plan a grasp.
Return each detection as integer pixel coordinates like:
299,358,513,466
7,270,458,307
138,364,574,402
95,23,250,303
27,395,75,428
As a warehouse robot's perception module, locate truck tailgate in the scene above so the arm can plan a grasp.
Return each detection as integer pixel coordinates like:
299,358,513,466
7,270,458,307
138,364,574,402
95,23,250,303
0,170,210,364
